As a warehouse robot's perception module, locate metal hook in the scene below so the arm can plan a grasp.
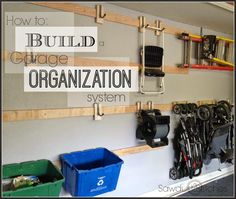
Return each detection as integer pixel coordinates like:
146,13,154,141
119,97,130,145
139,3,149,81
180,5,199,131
93,103,104,120
100,13,106,18
136,101,143,112
139,16,146,32
147,101,153,110
155,20,165,35
159,27,165,32
98,104,104,116
95,5,106,24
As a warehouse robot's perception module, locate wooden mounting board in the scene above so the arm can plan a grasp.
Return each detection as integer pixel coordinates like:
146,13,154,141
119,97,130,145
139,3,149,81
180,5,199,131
53,144,164,169
3,50,189,74
3,104,173,122
114,144,163,156
197,99,217,105
31,2,187,36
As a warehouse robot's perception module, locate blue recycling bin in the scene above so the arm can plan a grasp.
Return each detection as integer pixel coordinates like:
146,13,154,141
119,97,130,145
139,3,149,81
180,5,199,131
60,147,124,196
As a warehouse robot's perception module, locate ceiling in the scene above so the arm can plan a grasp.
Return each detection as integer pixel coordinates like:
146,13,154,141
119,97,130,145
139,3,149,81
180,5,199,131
112,2,234,34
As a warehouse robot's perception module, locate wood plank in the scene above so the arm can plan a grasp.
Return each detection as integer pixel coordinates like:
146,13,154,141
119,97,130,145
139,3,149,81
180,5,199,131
164,24,186,35
31,2,139,27
197,99,217,106
31,2,186,36
53,144,164,169
71,56,139,67
3,107,93,121
114,144,163,156
152,103,173,111
3,50,138,67
3,50,188,74
6,100,227,122
172,100,188,105
3,50,9,61
105,10,139,27
3,103,172,122
164,66,189,74
31,2,96,17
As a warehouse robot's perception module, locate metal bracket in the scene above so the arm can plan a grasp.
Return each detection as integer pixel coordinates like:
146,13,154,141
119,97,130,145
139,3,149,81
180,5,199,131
93,103,104,120
139,17,165,36
155,20,164,36
138,16,146,32
145,21,165,36
95,5,106,24
136,101,143,112
147,101,153,110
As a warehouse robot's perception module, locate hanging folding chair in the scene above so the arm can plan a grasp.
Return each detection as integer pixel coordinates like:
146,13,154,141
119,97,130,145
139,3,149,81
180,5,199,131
140,22,165,94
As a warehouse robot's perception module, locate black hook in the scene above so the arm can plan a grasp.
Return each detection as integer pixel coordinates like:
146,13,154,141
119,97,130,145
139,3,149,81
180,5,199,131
160,27,165,32
96,103,104,116
98,112,104,116
100,13,106,18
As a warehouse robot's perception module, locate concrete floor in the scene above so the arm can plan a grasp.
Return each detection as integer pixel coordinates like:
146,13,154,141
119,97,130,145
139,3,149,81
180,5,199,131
179,174,234,197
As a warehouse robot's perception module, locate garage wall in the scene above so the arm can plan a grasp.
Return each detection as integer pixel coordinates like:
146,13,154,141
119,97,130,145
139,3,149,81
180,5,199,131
2,2,234,197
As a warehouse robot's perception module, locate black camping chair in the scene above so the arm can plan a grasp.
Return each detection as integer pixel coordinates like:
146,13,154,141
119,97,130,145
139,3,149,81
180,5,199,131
140,24,165,94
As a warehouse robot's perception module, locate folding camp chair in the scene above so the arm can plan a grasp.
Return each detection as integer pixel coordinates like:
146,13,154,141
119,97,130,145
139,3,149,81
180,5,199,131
140,23,165,94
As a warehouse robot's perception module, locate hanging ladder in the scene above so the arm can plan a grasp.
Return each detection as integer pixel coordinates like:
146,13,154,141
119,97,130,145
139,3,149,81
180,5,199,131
179,33,234,71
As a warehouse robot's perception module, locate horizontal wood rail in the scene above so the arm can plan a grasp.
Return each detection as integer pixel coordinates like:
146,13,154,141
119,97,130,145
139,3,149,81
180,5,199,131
14,3,231,73
3,50,189,74
197,99,217,106
53,144,165,168
4,98,229,122
31,2,187,36
3,103,172,122
114,144,164,156
191,64,234,71
30,2,233,41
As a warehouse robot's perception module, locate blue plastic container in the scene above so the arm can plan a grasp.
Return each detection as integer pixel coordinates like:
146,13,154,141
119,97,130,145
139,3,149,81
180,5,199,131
60,147,124,197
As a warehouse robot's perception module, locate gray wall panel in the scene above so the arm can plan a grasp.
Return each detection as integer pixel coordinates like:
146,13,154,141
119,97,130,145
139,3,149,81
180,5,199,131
2,2,234,196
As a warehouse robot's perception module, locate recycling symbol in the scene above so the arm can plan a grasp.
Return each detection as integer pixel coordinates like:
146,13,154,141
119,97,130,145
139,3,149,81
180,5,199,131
97,179,104,186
